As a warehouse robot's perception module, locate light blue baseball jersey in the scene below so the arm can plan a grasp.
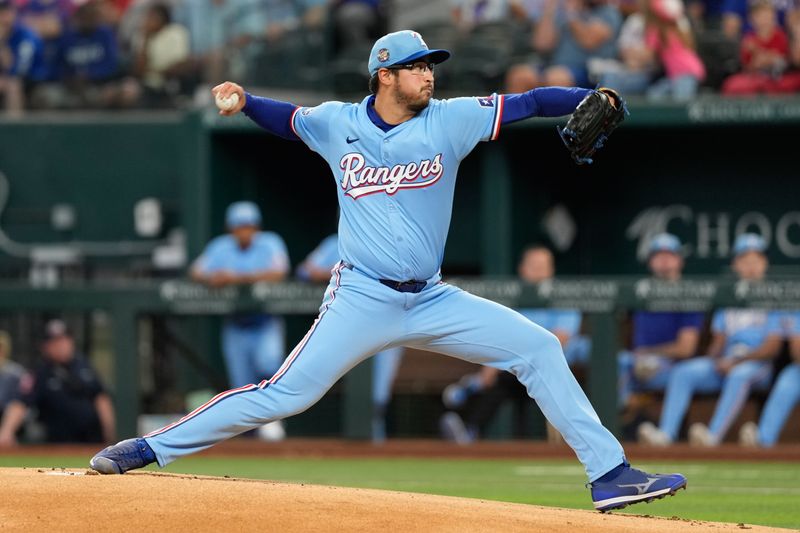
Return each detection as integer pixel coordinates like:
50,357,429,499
518,308,581,336
194,232,290,276
290,94,503,281
711,309,782,358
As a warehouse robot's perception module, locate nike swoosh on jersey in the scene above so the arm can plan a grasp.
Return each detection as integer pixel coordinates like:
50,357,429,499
346,137,359,144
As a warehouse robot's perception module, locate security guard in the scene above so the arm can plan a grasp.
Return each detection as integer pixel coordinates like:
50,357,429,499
0,319,115,445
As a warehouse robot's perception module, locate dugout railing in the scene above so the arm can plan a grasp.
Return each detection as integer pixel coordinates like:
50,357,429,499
1,277,798,439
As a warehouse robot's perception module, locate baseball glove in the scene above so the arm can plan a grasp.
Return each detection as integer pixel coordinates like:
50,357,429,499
557,88,627,165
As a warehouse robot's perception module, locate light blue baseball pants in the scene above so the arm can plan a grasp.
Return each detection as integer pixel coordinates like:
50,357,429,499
756,363,800,446
658,356,773,442
372,347,403,407
146,263,625,481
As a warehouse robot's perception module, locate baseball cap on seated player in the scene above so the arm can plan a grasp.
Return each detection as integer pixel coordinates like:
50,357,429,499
733,233,767,257
43,319,70,341
647,233,682,257
368,30,451,77
225,201,262,228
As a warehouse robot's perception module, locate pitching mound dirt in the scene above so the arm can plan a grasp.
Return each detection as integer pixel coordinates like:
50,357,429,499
0,467,788,532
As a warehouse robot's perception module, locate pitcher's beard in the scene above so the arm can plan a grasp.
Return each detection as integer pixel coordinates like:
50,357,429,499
394,84,433,113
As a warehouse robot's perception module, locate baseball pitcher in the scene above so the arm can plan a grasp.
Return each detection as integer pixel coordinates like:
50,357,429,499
90,30,684,512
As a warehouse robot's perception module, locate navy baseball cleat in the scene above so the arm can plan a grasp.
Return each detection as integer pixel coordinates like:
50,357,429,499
590,462,687,512
90,438,156,474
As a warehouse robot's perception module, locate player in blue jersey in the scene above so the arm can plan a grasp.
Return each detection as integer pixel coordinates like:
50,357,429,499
90,30,686,512
739,311,800,447
191,201,290,440
638,233,784,447
618,234,704,429
297,233,404,443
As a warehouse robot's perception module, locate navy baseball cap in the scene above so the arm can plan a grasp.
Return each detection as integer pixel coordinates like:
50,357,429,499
226,201,261,228
733,233,767,257
647,233,682,257
43,319,70,341
368,30,450,76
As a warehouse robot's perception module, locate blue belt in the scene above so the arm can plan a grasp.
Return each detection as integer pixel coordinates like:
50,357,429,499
342,262,427,294
378,278,427,293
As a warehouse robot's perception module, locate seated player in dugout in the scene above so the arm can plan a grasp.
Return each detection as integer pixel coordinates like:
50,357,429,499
740,310,800,448
89,30,686,513
638,233,784,447
439,244,590,444
0,319,115,446
618,233,705,436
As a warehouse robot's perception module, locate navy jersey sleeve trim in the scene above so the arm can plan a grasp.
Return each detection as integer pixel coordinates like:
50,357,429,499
242,92,301,141
501,87,593,124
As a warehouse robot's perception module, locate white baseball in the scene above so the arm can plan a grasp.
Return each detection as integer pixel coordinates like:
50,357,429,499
215,92,240,111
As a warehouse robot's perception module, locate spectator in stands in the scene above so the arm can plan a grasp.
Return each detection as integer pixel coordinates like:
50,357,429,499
129,2,191,107
452,0,511,32
686,0,726,30
639,233,784,447
508,0,549,30
0,319,116,445
642,0,706,99
172,0,233,83
0,0,45,113
332,0,381,49
33,1,138,108
721,0,800,94
191,201,289,441
505,0,622,91
236,0,303,46
618,234,704,432
17,0,72,82
598,0,704,99
96,0,135,27
740,311,800,447
596,0,655,95
296,233,404,443
439,245,590,444
721,0,799,40
177,0,323,84
0,331,25,423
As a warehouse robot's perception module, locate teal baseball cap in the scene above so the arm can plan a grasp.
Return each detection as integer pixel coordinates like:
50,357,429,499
368,30,450,76
733,233,767,256
226,201,262,228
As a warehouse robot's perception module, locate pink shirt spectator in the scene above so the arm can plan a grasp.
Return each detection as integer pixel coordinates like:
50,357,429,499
646,27,706,80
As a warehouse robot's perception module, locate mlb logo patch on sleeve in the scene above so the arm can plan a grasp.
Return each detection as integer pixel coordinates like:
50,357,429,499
477,95,495,108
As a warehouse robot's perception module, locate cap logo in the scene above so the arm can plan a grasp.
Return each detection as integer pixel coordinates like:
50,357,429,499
377,48,390,62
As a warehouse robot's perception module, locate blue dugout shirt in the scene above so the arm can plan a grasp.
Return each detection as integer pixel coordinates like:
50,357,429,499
632,312,705,350
711,309,783,358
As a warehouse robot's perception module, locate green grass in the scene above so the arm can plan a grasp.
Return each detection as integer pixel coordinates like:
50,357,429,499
2,456,798,529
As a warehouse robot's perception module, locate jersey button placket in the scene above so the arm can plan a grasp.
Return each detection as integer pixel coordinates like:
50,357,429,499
382,136,405,272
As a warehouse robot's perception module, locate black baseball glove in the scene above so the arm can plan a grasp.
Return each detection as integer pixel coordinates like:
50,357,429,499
557,88,627,165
